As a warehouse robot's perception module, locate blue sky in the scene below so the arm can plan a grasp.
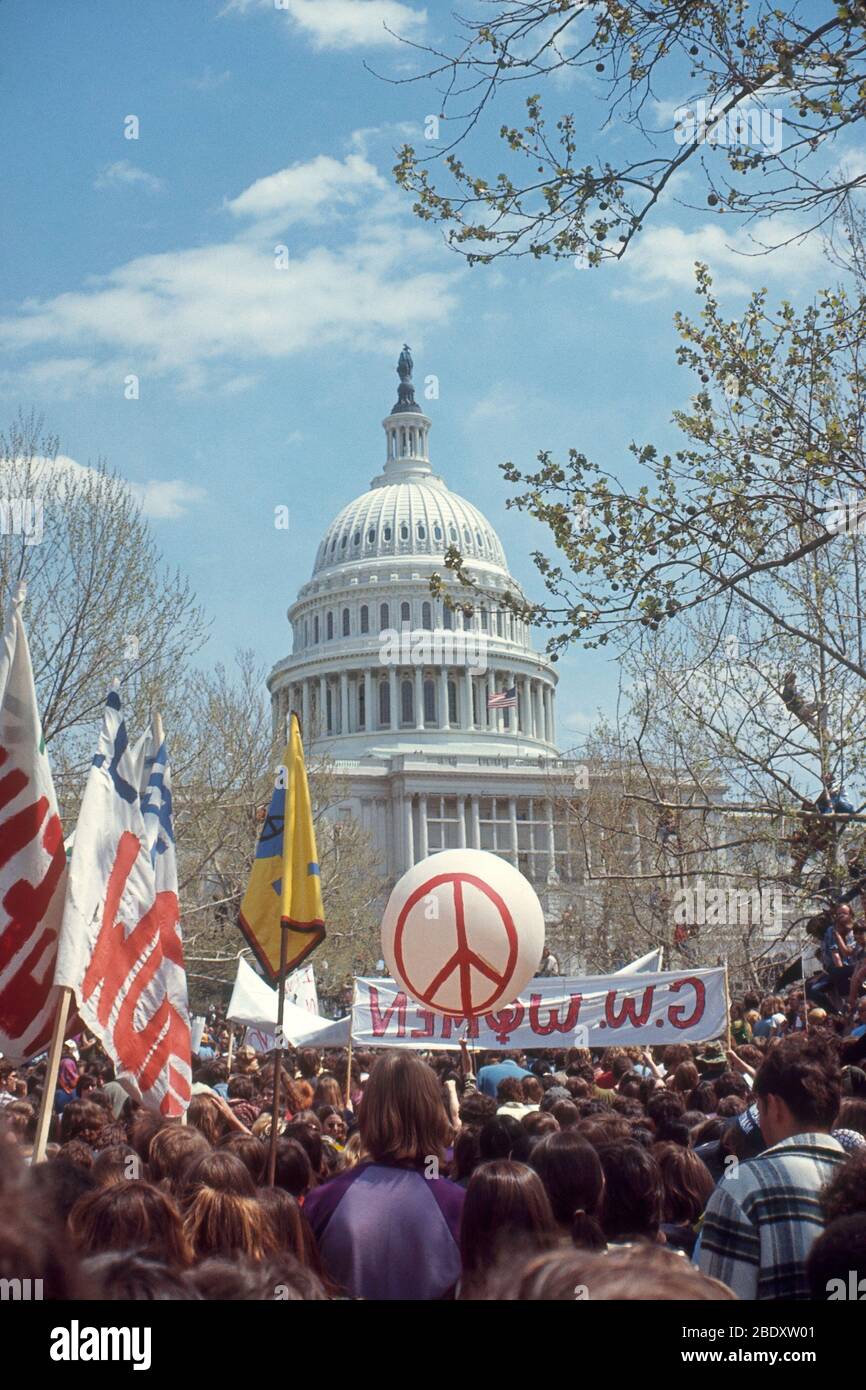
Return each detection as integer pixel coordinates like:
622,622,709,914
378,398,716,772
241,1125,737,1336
0,0,845,744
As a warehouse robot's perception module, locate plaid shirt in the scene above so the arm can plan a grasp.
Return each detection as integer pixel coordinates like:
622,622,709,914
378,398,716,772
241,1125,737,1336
697,1132,846,1300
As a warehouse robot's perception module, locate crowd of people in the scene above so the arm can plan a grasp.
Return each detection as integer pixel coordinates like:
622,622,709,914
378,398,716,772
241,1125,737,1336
1,982,866,1302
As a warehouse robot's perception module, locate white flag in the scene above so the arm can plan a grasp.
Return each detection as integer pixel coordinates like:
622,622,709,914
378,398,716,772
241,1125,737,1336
0,584,68,1060
54,690,191,1115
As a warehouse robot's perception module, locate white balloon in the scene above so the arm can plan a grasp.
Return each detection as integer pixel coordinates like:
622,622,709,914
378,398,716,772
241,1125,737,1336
381,849,546,1018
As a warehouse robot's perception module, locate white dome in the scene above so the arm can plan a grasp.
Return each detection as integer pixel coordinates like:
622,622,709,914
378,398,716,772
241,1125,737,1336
312,476,508,578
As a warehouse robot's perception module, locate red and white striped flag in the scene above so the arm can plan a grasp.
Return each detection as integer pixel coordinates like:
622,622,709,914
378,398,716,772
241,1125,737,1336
54,690,191,1115
0,584,68,1061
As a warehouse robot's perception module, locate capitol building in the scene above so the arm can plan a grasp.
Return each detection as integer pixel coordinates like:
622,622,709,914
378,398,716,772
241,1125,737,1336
268,348,582,921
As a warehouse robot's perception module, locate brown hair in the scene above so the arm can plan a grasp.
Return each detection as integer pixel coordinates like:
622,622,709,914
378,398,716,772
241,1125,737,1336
653,1141,715,1224
147,1124,211,1193
459,1160,557,1298
486,1244,737,1301
218,1133,268,1185
181,1152,276,1261
69,1181,193,1269
187,1094,227,1146
358,1053,451,1166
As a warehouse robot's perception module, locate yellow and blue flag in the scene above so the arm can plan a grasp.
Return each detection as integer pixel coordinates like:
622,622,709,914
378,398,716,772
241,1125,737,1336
239,712,325,983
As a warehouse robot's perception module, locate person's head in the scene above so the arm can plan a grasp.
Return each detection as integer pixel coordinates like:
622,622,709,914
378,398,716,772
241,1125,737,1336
521,1075,543,1106
753,1037,841,1145
529,1130,605,1250
671,1062,699,1095
312,1075,343,1109
58,1099,106,1146
496,1076,525,1106
272,1137,314,1199
597,1141,663,1242
147,1124,211,1193
549,1100,581,1131
186,1094,227,1146
297,1049,320,1081
821,1149,866,1224
458,1091,497,1126
689,1081,718,1115
181,1153,275,1261
315,1105,348,1145
837,1099,866,1137
219,1133,268,1185
256,1186,306,1264
485,1243,736,1301
479,1115,531,1164
90,1144,142,1188
835,903,854,931
459,1160,556,1298
283,1120,325,1181
82,1252,199,1301
521,1111,559,1142
451,1125,483,1184
69,1181,193,1268
359,1053,451,1166
653,1141,715,1225
806,1215,866,1300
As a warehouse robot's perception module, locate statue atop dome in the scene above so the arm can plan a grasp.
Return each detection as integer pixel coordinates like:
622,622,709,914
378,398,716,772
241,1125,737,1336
391,343,421,414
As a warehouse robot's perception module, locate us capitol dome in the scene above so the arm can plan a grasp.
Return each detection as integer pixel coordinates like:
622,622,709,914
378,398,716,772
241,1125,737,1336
268,347,577,897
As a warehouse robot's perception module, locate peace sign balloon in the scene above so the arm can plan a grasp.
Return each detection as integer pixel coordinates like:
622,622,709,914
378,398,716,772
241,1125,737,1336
381,849,546,1018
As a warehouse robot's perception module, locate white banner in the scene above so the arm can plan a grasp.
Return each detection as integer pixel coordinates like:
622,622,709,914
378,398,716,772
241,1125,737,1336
351,968,727,1051
228,956,348,1046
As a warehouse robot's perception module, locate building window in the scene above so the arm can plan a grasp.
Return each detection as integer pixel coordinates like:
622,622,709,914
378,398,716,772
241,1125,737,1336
358,682,366,730
326,611,334,640
313,615,319,643
367,526,376,544
326,686,333,733
449,524,458,542
380,602,389,630
495,610,503,636
341,534,348,549
448,680,457,724
479,607,488,631
463,526,471,546
443,605,453,630
401,679,414,725
353,531,360,547
342,607,350,637
383,524,392,542
434,524,442,542
422,601,432,630
423,679,436,725
379,682,390,727
417,522,426,540
400,601,410,624
400,522,409,541
304,619,308,646
360,605,369,634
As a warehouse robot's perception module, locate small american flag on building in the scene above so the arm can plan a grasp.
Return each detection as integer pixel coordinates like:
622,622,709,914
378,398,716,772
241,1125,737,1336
488,686,518,710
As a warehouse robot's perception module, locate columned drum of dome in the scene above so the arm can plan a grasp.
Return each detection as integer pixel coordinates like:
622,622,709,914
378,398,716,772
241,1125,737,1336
268,349,580,904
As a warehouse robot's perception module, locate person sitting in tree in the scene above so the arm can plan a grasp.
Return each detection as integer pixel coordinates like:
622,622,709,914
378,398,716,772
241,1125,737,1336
780,671,825,732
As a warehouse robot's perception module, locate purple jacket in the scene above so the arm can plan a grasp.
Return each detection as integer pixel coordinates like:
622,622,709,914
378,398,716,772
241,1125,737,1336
303,1160,465,1300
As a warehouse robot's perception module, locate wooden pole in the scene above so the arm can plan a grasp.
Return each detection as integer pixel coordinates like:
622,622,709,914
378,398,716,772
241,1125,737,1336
32,986,74,1163
266,923,290,1185
723,960,733,1053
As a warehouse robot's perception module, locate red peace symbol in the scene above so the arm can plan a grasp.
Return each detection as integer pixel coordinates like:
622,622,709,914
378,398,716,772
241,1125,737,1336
393,871,519,1016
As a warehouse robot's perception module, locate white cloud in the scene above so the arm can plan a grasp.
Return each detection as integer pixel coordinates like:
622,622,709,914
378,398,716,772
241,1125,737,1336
616,217,829,301
94,160,164,194
0,153,460,393
128,479,207,519
226,153,384,228
188,67,232,92
0,454,203,519
223,0,426,49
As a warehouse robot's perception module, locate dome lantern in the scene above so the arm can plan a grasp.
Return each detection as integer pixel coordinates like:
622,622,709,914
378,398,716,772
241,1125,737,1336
380,345,433,483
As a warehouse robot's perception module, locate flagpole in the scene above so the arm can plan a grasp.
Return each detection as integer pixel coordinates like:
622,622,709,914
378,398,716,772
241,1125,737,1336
266,921,290,1185
226,1025,235,1074
344,978,357,1110
32,985,74,1163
